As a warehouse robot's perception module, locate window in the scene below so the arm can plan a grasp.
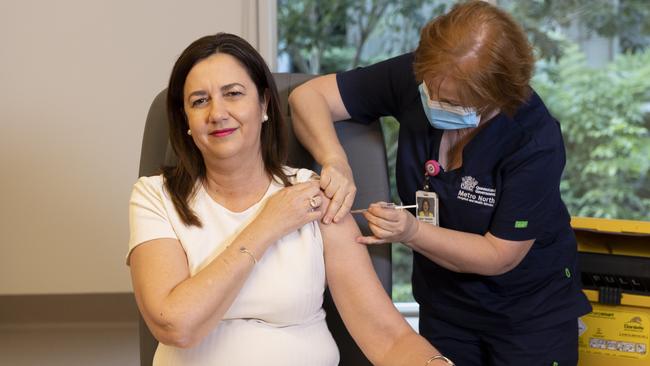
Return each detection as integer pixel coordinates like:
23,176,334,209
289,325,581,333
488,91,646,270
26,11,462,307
501,0,650,221
277,0,650,303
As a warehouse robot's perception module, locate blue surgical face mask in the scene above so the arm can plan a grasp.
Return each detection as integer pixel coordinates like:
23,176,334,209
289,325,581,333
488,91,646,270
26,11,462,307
418,82,480,129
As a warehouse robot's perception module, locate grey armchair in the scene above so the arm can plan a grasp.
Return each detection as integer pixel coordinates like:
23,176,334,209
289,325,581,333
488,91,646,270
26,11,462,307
137,73,392,366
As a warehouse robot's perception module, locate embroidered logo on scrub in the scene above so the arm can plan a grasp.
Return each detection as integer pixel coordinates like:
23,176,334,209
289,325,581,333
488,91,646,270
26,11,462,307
457,176,496,207
460,176,479,191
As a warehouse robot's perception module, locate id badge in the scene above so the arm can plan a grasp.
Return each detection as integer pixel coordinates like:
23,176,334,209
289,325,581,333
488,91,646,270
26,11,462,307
416,190,439,226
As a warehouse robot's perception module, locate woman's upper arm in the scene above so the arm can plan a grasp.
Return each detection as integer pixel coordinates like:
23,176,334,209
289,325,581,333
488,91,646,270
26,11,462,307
129,238,190,321
128,177,188,313
321,214,411,362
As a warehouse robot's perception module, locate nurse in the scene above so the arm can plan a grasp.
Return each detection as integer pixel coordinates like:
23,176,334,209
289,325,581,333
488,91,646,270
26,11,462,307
289,1,591,365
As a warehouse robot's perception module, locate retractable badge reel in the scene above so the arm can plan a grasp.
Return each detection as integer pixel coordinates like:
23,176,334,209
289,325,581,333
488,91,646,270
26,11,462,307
416,160,440,226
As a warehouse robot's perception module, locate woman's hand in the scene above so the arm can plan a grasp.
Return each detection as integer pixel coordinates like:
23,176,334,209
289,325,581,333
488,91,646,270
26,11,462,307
320,159,357,224
357,202,419,244
254,181,324,240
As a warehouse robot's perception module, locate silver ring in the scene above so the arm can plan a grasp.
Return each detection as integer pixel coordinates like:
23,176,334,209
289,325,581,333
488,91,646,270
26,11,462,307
309,195,321,209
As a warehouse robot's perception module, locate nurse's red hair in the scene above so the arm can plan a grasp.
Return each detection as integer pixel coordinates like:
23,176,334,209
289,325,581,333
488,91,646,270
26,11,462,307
414,0,534,117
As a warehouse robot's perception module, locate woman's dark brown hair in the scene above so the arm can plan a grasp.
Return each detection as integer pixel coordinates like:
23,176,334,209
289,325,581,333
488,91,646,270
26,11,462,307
164,33,289,227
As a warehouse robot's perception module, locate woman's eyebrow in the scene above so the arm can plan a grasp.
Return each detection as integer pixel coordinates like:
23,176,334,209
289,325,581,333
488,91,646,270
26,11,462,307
187,90,207,100
221,82,245,91
186,83,246,101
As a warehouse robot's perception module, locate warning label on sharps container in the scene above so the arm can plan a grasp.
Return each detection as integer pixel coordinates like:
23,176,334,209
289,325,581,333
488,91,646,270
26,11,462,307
579,306,649,360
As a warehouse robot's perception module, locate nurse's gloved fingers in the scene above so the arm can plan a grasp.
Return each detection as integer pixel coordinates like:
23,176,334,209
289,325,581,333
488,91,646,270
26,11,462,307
359,221,392,243
356,235,388,245
367,204,401,222
362,212,397,232
368,222,395,241
332,191,355,224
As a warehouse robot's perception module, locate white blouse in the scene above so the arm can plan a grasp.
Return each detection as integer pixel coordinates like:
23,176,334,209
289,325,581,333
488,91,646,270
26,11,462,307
127,167,339,366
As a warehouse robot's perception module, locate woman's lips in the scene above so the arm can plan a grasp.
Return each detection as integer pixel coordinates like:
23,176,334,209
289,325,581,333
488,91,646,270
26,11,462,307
209,127,237,137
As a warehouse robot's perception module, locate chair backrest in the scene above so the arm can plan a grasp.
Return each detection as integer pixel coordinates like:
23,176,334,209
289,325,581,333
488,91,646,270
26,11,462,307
137,73,392,366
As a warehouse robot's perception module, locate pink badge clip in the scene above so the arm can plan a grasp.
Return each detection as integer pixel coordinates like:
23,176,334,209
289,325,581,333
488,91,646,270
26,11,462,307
424,160,441,177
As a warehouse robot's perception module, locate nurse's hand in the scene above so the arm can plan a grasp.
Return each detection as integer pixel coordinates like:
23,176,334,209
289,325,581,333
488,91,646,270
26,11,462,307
320,160,356,224
357,202,420,244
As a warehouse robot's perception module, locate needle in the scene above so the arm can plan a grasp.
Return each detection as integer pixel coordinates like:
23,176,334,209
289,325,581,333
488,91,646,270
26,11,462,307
350,204,417,214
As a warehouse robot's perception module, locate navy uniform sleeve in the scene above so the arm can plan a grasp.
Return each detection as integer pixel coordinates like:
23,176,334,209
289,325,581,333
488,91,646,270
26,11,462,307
489,142,566,241
336,53,415,124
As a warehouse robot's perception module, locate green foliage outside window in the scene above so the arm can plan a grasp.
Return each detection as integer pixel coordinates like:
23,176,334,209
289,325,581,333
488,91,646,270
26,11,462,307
532,45,650,220
278,0,443,73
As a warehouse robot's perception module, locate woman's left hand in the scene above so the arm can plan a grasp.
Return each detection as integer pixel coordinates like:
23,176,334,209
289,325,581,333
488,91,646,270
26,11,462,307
357,202,420,244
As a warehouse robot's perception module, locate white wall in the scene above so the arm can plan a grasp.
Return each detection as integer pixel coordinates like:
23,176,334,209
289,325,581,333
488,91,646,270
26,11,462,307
0,0,275,294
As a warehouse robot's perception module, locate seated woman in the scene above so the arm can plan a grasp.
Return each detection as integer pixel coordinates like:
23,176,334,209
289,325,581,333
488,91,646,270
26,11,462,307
127,33,451,366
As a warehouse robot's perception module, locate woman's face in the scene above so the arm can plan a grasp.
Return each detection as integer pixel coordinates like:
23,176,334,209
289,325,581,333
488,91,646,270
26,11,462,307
183,53,267,163
422,199,430,212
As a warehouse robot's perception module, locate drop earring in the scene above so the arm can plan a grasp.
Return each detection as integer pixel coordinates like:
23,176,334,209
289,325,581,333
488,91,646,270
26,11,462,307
263,114,269,122
187,129,192,136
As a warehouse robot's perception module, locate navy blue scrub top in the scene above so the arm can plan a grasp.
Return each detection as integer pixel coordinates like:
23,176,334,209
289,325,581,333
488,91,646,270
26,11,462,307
337,53,591,332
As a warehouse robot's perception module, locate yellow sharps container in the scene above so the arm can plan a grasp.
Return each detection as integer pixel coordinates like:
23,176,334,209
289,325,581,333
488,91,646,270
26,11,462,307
575,217,650,366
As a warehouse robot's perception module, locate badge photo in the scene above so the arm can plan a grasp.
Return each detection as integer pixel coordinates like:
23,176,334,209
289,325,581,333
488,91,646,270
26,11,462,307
416,190,439,226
